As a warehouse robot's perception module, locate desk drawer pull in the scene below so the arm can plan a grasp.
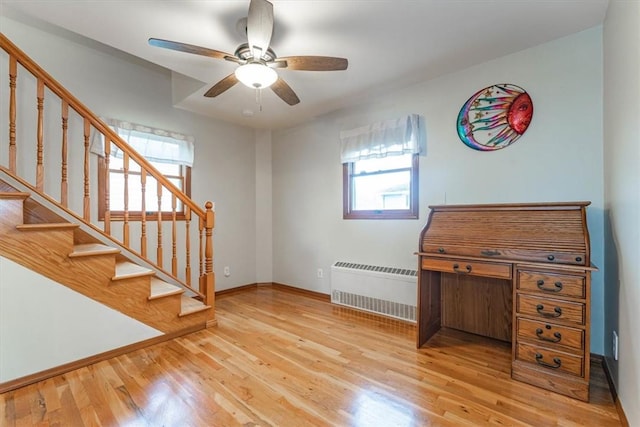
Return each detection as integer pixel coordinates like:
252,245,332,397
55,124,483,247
536,279,563,293
453,263,472,274
481,249,501,256
536,304,562,318
535,353,562,369
536,328,562,343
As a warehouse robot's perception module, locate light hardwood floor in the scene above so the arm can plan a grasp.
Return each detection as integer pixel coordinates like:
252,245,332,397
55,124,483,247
1,286,623,426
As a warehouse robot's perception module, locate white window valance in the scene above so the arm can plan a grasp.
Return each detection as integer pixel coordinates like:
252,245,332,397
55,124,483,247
339,114,424,163
91,118,195,167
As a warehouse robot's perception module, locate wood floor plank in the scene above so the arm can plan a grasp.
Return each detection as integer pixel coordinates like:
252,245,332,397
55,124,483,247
0,286,624,426
36,379,61,425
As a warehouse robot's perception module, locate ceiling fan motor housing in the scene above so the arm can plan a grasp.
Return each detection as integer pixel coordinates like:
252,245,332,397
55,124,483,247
234,42,276,62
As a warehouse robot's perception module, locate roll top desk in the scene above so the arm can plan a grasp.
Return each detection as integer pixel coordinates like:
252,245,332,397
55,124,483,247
416,202,596,401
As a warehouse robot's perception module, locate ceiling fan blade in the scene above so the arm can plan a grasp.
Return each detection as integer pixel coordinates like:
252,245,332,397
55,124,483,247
204,73,239,97
273,56,348,71
149,38,234,61
247,0,274,60
270,78,300,106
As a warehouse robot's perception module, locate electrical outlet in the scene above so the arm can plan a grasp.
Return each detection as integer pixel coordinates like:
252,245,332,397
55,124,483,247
317,268,323,278
613,330,619,361
224,266,230,277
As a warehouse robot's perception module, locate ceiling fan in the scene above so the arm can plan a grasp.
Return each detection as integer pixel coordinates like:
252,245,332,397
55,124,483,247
148,0,348,106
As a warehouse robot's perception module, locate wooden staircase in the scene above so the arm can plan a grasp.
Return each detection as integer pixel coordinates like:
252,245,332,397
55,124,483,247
0,190,210,334
0,32,217,392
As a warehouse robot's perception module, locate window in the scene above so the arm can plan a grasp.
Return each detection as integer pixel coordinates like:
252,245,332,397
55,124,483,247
343,153,419,219
340,114,423,220
94,119,194,221
98,156,191,221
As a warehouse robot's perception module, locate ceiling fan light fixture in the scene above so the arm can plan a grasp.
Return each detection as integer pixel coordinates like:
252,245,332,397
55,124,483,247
234,62,278,89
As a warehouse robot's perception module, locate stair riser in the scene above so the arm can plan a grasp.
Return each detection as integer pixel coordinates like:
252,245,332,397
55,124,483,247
147,294,183,322
0,198,26,231
68,255,116,279
173,309,209,331
110,275,152,291
101,283,154,315
0,229,76,267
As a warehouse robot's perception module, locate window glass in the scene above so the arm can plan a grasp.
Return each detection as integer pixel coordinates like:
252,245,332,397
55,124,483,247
99,145,190,221
353,152,412,174
344,153,418,220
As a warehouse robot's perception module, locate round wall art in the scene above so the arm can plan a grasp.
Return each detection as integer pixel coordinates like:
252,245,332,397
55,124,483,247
456,83,533,151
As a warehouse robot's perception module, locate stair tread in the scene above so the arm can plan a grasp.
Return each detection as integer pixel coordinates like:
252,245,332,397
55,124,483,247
112,261,154,281
179,295,210,316
0,191,30,200
149,277,184,300
16,222,79,231
69,243,120,257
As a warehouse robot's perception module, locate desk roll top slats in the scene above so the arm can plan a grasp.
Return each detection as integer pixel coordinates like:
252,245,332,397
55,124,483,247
421,204,590,265
416,202,595,401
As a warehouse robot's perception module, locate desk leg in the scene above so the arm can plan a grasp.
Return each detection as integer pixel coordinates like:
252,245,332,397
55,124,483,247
417,269,441,348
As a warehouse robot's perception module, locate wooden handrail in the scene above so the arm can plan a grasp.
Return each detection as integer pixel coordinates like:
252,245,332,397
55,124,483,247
0,32,215,317
0,32,205,219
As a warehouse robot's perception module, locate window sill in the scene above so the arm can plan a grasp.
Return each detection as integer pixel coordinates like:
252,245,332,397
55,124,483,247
343,210,418,220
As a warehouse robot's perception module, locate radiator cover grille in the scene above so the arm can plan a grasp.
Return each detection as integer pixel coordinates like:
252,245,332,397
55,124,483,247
330,262,417,323
332,261,417,277
331,290,416,322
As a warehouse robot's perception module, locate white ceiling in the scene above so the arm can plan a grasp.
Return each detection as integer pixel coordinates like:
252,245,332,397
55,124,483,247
0,0,609,130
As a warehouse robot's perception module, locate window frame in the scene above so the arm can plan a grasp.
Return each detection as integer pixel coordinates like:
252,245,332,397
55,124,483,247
343,153,419,220
98,156,191,222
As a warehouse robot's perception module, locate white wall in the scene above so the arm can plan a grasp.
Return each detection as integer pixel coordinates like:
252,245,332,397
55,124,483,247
0,256,161,383
603,1,640,424
255,129,273,283
272,28,606,353
0,15,257,291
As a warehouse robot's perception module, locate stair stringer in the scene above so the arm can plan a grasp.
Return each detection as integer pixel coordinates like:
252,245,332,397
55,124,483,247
0,176,211,334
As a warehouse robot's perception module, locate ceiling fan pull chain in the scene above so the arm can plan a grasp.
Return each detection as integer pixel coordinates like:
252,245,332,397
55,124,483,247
256,88,263,111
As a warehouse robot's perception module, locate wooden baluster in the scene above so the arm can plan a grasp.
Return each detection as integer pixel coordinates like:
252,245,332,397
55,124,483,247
199,215,204,287
171,193,177,276
204,201,215,327
123,153,130,246
9,56,17,173
156,179,163,268
185,206,191,287
60,101,69,207
103,136,111,235
83,119,90,221
36,79,44,191
140,169,147,257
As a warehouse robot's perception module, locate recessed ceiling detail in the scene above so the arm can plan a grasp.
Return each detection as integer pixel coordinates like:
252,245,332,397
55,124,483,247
0,0,609,129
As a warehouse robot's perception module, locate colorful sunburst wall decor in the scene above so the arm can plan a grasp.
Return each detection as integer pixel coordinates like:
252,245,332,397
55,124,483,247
456,84,533,151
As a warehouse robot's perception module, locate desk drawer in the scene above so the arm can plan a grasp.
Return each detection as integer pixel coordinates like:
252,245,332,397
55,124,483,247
517,318,584,351
518,270,585,298
517,295,585,326
421,258,511,279
516,342,584,377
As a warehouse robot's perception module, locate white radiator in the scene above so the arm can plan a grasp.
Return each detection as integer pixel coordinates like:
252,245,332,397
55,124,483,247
330,262,417,322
